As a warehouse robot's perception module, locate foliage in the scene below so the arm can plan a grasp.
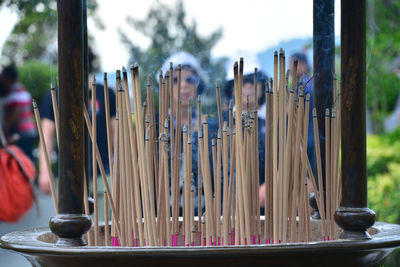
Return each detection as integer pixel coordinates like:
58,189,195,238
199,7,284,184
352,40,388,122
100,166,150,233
0,0,101,66
18,60,57,103
367,127,400,224
366,0,400,132
119,0,226,114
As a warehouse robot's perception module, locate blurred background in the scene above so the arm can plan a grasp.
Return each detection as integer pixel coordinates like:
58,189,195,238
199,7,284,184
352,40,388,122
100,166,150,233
0,0,400,266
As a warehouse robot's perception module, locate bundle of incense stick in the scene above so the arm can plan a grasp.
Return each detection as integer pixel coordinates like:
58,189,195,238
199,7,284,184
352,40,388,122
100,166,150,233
33,49,342,247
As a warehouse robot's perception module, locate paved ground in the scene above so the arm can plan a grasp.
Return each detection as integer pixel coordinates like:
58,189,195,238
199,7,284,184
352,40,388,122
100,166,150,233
0,188,56,266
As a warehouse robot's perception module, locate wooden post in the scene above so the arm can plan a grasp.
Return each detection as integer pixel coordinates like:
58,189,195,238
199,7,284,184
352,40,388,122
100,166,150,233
49,0,91,247
334,0,375,240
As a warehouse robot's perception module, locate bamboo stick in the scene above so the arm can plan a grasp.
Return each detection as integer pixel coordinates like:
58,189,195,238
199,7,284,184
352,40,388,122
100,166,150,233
83,103,123,242
32,100,58,214
103,72,113,184
121,69,145,247
117,84,127,246
236,58,252,244
188,134,193,246
216,130,222,244
197,96,203,240
282,87,295,243
50,84,59,147
264,82,270,243
272,51,279,243
325,108,331,239
313,108,327,239
145,125,158,245
228,130,236,244
222,123,229,245
289,85,304,242
277,50,285,242
104,191,110,246
83,173,92,246
183,125,189,245
161,121,171,245
130,65,156,246
200,118,213,246
91,76,99,246
172,65,183,239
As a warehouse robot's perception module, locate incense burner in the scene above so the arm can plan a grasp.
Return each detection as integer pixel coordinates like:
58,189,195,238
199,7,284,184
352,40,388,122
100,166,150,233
2,220,400,267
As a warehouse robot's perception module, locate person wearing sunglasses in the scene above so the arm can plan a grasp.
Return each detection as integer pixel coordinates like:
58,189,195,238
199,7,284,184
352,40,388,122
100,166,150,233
162,51,207,130
161,51,217,216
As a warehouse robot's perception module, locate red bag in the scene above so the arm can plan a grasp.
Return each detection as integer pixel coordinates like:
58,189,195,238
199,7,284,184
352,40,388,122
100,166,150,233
0,144,36,222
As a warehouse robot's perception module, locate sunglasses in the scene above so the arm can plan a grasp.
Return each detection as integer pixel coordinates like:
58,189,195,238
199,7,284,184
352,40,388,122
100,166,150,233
173,75,199,85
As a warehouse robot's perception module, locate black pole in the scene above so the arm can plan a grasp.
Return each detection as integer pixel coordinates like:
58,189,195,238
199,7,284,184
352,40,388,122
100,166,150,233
313,0,334,200
83,0,91,196
50,0,91,247
334,0,375,240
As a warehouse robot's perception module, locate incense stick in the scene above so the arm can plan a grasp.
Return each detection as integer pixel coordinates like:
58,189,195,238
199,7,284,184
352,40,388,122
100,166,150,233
313,108,327,239
325,108,331,239
289,84,304,242
83,172,92,246
91,76,100,246
272,51,279,243
222,123,229,245
104,191,110,246
50,84,59,147
32,99,58,213
83,105,122,241
103,72,113,185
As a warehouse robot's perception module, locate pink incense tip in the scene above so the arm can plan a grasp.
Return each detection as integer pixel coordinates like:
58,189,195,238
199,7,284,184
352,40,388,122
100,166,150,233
218,237,221,246
111,237,120,247
252,235,256,245
258,235,261,245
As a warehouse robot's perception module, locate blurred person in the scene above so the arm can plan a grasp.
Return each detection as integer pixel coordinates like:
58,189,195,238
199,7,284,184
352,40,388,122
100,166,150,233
161,51,208,130
0,65,37,159
224,55,268,188
258,52,315,208
161,51,216,214
38,51,116,194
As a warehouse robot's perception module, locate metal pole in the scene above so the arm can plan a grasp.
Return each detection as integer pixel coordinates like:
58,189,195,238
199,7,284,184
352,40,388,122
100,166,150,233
313,0,334,199
50,0,91,247
334,0,375,240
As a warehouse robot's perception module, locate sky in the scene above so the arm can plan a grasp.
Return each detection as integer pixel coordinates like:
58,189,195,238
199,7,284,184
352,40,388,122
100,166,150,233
0,0,341,71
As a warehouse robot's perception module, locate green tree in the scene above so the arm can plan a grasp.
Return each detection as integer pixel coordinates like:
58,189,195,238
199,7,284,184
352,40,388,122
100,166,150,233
119,0,226,87
0,0,101,66
367,0,400,132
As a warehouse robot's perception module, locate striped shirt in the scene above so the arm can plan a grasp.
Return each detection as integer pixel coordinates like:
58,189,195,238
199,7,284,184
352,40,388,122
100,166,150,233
2,82,36,138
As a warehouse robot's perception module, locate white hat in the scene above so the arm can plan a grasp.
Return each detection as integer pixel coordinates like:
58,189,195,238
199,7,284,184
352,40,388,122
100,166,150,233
161,51,208,84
